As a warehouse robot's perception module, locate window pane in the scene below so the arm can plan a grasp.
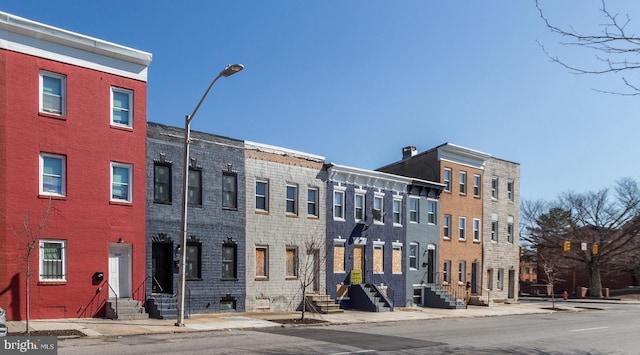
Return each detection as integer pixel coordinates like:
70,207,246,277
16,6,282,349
286,185,297,213
154,165,171,203
112,165,130,201
223,174,237,209
256,182,267,210
307,189,318,216
42,75,62,114
112,91,130,125
188,170,202,205
42,156,63,194
222,245,236,279
355,194,364,220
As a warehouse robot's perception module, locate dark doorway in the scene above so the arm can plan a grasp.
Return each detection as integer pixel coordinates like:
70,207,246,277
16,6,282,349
152,242,173,294
508,269,516,299
471,262,479,294
427,248,435,284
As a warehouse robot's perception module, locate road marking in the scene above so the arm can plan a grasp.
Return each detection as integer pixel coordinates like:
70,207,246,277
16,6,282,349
331,351,376,355
570,326,609,332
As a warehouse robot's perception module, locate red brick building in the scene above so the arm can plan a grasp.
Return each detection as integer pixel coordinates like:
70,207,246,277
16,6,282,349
0,12,152,320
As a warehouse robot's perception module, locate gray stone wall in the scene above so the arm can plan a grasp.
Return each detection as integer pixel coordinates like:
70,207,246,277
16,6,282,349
244,144,326,312
482,157,520,303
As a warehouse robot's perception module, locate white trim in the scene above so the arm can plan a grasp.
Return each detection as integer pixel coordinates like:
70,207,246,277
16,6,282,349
111,86,134,128
0,12,151,81
110,162,133,203
39,239,66,282
39,152,66,197
39,70,66,115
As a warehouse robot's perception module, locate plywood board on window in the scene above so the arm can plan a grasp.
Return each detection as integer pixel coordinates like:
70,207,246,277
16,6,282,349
373,248,383,273
333,245,345,272
392,249,402,273
353,246,364,271
256,248,266,277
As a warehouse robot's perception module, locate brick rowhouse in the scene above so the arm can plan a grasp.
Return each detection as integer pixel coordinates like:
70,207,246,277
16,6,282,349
0,12,152,320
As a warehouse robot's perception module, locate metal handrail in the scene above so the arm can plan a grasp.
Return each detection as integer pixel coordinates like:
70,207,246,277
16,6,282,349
105,282,118,320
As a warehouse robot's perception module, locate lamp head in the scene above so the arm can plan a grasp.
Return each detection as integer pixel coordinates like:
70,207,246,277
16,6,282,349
220,64,244,77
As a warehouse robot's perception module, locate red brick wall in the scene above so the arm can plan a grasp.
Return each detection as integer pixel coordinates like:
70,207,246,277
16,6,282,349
0,49,147,320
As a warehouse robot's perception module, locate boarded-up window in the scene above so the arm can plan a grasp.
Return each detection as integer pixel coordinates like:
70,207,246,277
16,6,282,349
256,247,268,278
334,244,345,272
353,245,364,271
392,245,402,274
373,245,384,273
286,247,297,277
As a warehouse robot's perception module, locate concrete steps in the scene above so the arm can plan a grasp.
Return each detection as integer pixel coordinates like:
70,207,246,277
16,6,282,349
305,294,343,314
105,298,149,320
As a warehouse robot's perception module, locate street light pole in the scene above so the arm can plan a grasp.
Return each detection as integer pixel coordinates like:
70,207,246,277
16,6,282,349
176,64,243,327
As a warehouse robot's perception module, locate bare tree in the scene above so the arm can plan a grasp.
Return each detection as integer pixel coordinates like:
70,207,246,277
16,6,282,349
538,254,565,309
12,198,56,334
291,234,326,321
536,0,640,94
522,178,640,297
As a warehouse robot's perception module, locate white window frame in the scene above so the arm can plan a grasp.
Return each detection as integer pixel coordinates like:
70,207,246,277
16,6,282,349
409,197,419,223
39,239,66,282
459,217,466,241
427,199,436,225
507,215,514,243
507,179,514,201
473,174,481,197
354,191,365,222
333,187,346,221
256,180,269,211
111,162,133,203
392,242,403,274
373,193,384,224
307,187,319,217
458,260,466,283
491,214,499,242
459,171,467,195
443,168,452,192
392,196,402,226
40,71,66,116
286,183,298,215
443,214,451,240
111,87,133,128
409,242,419,270
491,177,499,199
473,218,481,242
443,260,451,283
39,153,66,197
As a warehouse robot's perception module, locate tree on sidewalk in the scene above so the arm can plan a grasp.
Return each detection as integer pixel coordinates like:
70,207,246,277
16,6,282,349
12,198,57,334
288,231,327,321
536,0,640,94
521,178,640,297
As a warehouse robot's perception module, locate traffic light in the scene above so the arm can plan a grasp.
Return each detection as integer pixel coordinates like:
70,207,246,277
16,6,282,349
520,247,524,257
592,243,599,255
563,240,571,252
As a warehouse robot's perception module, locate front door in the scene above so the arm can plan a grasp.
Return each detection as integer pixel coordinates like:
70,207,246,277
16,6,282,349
427,247,435,284
353,245,365,283
152,242,173,294
508,269,516,299
311,248,320,292
109,244,132,298
471,262,479,294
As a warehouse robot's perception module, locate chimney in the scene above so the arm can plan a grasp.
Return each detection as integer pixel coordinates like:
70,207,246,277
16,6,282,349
402,146,417,160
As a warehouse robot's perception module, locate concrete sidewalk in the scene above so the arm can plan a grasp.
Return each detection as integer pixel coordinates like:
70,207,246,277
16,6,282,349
5,302,586,339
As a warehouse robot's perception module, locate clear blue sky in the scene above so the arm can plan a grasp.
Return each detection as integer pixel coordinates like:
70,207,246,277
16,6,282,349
5,1,640,202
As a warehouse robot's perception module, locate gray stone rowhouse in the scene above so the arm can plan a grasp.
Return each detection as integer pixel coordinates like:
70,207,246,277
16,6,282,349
482,157,520,303
405,180,446,307
325,164,411,309
244,141,327,312
146,122,246,316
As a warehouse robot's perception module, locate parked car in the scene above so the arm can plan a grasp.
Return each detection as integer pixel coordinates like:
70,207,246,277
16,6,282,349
0,307,6,336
